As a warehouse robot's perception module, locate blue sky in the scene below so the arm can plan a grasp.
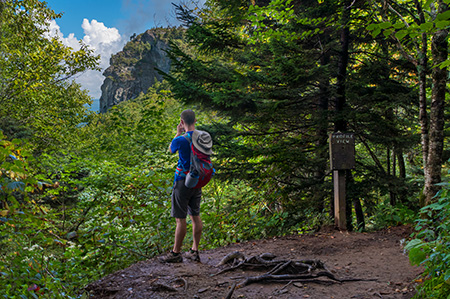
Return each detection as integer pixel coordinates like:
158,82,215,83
45,0,180,40
43,0,204,108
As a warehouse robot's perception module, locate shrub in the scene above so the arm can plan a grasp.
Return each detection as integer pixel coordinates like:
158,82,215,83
405,183,450,298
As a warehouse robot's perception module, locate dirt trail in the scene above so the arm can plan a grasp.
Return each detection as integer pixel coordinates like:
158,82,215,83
86,226,422,298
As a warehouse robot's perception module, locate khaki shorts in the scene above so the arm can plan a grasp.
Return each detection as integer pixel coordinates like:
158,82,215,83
171,179,202,219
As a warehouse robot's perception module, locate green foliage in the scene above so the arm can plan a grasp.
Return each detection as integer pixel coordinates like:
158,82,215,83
165,0,422,230
199,180,328,249
367,0,450,46
367,200,417,229
246,0,331,44
1,0,444,297
406,182,450,298
0,158,175,297
0,0,99,151
0,88,179,297
0,78,252,297
167,0,339,216
0,78,329,297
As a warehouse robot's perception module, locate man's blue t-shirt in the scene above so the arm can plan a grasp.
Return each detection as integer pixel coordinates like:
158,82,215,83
170,131,192,181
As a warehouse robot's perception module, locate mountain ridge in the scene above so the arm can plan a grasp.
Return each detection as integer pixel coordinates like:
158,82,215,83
99,27,184,113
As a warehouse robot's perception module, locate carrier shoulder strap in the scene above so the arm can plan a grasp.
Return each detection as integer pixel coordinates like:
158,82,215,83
182,132,192,145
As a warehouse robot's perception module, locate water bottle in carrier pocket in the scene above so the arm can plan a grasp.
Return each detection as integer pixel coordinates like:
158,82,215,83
185,171,199,188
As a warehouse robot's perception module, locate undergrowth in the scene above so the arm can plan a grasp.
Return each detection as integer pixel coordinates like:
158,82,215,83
1,133,314,298
405,182,450,299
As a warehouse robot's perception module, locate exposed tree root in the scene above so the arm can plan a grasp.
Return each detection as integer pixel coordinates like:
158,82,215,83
151,282,178,292
171,277,188,292
238,271,342,288
150,277,188,293
214,252,375,297
224,283,237,299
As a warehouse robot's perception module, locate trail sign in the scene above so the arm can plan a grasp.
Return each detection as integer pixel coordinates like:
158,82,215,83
329,133,355,170
329,132,356,230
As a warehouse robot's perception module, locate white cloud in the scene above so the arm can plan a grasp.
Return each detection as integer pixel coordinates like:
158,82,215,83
47,19,81,51
47,19,126,99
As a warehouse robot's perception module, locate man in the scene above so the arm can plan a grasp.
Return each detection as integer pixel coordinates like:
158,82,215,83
160,109,206,263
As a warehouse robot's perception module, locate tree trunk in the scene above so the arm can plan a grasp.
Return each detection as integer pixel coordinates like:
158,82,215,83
424,2,448,204
313,51,330,214
391,148,397,206
387,147,396,206
353,197,365,230
334,3,350,133
334,1,353,231
387,147,391,176
414,0,430,170
345,180,353,231
397,148,405,179
396,148,407,203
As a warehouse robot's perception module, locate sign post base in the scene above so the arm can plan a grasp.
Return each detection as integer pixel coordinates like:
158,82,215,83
333,170,346,230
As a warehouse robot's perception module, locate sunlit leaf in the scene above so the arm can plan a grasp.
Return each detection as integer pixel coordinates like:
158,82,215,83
409,247,427,266
437,10,450,21
419,22,433,31
379,22,392,29
395,30,408,40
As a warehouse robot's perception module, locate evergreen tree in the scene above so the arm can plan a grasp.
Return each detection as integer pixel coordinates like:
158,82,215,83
367,0,449,205
164,0,420,229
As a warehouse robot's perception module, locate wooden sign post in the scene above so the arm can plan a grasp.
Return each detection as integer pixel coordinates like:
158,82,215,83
329,133,355,230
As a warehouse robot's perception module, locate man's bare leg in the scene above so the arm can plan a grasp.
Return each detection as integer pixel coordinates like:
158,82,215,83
173,218,187,253
190,215,203,251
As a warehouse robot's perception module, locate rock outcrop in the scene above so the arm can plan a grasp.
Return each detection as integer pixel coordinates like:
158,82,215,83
99,28,183,113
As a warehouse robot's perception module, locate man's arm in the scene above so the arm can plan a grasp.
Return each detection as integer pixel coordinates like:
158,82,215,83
169,121,185,153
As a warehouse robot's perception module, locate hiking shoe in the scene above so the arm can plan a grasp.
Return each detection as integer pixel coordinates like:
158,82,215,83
185,249,200,262
159,251,183,263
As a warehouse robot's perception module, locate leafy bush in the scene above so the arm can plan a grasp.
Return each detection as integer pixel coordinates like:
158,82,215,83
199,180,326,249
0,147,177,297
405,183,450,298
368,199,417,229
201,181,276,247
0,89,182,297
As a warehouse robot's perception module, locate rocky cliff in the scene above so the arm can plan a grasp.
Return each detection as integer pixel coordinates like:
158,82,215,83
99,28,183,113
